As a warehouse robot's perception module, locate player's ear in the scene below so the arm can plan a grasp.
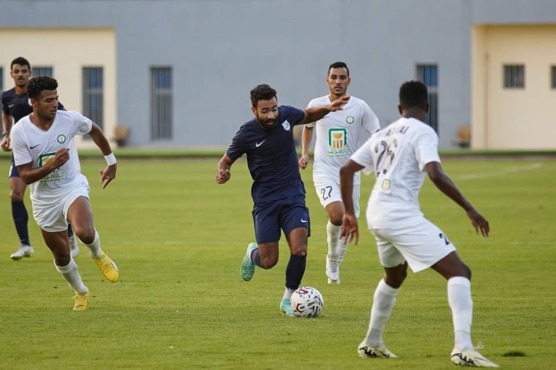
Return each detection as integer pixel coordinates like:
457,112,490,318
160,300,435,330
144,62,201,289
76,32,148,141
251,106,257,117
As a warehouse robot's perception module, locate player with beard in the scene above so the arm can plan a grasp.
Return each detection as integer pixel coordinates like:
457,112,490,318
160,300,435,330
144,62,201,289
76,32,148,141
216,84,349,316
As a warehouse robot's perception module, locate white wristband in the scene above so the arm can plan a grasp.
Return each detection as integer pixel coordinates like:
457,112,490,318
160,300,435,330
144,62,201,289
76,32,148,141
104,153,117,166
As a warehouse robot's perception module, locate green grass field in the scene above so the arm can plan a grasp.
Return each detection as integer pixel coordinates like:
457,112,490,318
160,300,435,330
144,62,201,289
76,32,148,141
0,156,554,369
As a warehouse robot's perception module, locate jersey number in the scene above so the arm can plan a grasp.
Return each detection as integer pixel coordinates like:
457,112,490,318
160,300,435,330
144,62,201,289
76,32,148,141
320,186,333,201
374,139,397,176
439,233,451,246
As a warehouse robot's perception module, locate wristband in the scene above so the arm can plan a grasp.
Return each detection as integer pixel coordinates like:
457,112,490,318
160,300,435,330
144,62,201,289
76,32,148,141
104,153,117,166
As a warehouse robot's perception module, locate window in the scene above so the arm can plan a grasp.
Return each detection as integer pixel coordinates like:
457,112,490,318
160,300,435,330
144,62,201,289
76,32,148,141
82,67,104,129
151,67,173,140
33,66,53,77
416,64,438,132
503,64,525,88
551,66,556,89
0,67,3,92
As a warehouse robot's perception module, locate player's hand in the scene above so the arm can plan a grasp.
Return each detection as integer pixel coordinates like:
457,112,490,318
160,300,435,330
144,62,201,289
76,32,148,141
341,213,359,245
298,154,309,169
99,163,117,189
1,136,11,152
51,147,70,169
328,95,350,112
216,169,230,184
466,208,489,237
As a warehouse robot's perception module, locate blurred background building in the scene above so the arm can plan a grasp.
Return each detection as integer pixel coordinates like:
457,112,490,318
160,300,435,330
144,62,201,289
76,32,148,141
1,0,555,150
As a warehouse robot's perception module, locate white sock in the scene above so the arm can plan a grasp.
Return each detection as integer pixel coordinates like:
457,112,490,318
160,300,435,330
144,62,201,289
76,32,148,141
282,287,295,301
85,229,102,258
337,239,348,263
55,258,88,294
326,220,341,257
448,277,473,351
365,279,399,346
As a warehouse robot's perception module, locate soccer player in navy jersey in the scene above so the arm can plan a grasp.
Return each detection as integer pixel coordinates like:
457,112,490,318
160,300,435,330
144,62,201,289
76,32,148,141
1,57,78,260
216,84,349,316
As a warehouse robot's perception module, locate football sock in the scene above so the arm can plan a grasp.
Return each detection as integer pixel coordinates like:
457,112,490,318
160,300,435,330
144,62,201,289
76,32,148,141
85,229,102,258
285,254,306,291
251,247,263,268
366,279,399,346
67,224,74,238
12,200,30,246
448,277,473,351
326,220,341,257
282,287,295,301
55,258,88,294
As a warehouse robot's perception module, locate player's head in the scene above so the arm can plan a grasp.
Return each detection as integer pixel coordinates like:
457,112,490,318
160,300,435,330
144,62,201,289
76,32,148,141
28,76,59,121
250,84,278,130
327,61,351,97
398,80,429,118
10,56,32,89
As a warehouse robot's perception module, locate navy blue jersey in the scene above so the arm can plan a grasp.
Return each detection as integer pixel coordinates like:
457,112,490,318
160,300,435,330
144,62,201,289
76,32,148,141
227,105,306,204
1,88,65,123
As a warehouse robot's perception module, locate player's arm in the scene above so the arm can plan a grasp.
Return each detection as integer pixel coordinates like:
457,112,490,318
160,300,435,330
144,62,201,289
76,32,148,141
18,148,70,185
298,125,314,169
339,159,365,245
216,154,235,184
1,111,13,151
299,95,350,125
425,161,489,237
89,123,117,189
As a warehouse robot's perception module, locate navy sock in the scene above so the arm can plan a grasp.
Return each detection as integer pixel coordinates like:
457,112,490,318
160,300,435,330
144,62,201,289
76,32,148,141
12,201,30,245
285,254,306,290
251,248,263,268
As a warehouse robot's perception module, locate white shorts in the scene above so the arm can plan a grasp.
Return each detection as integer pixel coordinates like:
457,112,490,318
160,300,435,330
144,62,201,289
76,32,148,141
313,172,360,217
32,182,90,232
371,219,456,273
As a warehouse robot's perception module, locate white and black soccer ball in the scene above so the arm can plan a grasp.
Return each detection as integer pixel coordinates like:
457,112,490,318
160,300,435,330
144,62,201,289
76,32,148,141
290,286,324,318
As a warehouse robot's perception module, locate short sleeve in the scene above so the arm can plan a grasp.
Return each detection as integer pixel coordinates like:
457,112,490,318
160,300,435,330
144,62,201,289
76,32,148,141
67,111,93,135
11,127,32,166
414,127,441,171
350,136,375,175
226,126,248,161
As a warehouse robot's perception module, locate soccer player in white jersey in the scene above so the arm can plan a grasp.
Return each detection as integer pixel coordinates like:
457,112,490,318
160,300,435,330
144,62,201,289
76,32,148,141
10,76,120,311
299,61,380,284
339,81,499,367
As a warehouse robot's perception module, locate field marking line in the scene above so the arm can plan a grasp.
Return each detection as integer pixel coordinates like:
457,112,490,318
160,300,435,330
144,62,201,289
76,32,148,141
455,162,543,181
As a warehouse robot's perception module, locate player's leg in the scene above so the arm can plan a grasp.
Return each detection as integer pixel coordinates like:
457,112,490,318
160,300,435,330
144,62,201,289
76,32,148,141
41,228,89,310
66,195,119,283
240,203,281,281
9,162,33,260
67,223,79,258
279,201,310,316
358,229,405,358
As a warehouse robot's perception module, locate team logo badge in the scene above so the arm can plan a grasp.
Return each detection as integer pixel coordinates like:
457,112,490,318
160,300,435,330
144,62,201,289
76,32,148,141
57,135,66,144
282,120,291,131
346,116,354,124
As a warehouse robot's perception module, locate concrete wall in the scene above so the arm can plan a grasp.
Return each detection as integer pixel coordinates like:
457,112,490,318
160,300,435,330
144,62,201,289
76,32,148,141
1,0,554,149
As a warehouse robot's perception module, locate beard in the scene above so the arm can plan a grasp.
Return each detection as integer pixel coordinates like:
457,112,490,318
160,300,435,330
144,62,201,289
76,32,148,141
256,117,276,130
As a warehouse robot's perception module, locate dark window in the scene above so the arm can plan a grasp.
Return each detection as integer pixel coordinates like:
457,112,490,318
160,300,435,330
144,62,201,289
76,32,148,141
151,67,173,140
503,65,525,88
0,67,3,93
82,67,104,130
551,66,556,89
33,66,54,77
416,64,439,132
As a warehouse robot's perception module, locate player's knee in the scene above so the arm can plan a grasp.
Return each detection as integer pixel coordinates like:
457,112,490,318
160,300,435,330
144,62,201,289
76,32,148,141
329,213,343,226
74,227,95,244
10,191,24,202
290,245,307,257
259,256,278,269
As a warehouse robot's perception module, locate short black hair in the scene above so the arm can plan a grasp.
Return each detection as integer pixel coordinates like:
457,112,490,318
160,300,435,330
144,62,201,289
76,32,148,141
250,84,277,107
328,61,349,77
27,76,58,100
11,56,31,70
399,80,428,109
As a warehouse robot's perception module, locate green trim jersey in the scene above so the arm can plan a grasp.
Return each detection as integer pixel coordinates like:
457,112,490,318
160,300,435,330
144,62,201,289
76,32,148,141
306,95,380,180
11,111,92,208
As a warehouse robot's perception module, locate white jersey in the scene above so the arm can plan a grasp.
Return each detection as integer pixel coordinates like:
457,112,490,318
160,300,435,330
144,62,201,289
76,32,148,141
11,110,92,209
350,117,440,229
307,95,379,181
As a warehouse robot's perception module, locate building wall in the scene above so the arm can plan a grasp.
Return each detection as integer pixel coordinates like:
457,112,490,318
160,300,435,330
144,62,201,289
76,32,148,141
0,29,116,147
472,25,556,150
0,0,554,149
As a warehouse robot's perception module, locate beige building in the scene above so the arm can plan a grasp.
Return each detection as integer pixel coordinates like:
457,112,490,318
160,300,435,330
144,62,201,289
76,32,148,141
472,25,556,150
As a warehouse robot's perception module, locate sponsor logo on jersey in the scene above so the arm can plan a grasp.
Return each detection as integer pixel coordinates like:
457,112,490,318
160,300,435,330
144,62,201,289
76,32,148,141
327,128,349,157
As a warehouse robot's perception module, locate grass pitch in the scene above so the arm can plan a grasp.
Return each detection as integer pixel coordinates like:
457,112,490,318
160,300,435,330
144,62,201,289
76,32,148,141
0,156,554,369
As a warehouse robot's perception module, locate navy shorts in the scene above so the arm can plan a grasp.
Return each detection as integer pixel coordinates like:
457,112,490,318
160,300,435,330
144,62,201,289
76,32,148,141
252,196,311,244
9,156,20,178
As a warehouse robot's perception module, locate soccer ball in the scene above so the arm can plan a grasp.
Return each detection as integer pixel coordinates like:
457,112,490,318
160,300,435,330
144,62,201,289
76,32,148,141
290,286,324,318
